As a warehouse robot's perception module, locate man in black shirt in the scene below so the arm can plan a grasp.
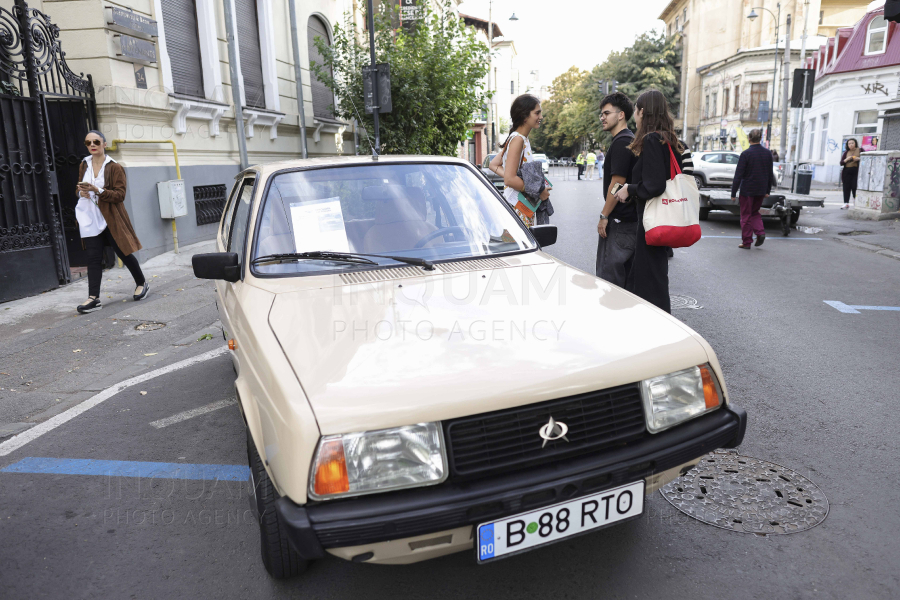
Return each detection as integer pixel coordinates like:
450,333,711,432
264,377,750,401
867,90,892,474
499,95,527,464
596,92,638,287
731,128,776,249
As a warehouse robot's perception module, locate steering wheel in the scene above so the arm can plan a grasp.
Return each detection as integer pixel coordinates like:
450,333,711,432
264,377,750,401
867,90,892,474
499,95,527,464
413,226,475,249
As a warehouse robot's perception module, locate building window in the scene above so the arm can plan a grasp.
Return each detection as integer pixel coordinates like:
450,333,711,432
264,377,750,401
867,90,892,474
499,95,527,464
704,94,709,119
511,80,515,95
733,84,740,110
711,92,717,118
160,0,204,97
235,0,265,108
865,16,887,56
723,88,730,115
819,10,823,25
808,118,816,159
750,82,767,116
819,114,828,159
308,16,335,119
683,7,687,23
675,16,680,31
854,110,879,134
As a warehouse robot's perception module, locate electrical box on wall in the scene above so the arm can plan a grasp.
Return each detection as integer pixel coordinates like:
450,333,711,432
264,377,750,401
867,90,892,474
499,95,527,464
157,180,187,219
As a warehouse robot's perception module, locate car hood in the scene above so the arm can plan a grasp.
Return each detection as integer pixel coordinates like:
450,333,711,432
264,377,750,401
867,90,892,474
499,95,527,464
268,260,711,434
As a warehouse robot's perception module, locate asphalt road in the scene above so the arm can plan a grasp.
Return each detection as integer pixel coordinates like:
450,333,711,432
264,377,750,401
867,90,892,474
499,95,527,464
1,179,898,599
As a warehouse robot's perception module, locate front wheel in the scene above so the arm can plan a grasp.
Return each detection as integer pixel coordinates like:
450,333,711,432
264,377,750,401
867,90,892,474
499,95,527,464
693,175,704,189
790,209,800,225
248,431,309,579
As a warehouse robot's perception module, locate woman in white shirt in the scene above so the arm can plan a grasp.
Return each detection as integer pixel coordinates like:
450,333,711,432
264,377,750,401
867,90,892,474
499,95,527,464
76,130,148,313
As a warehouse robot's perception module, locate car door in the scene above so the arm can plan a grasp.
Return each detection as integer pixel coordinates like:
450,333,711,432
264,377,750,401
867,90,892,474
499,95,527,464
220,175,257,368
699,153,719,181
721,153,740,181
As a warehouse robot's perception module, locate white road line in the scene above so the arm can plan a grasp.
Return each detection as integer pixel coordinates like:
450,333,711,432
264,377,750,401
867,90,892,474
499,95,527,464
150,397,237,429
0,346,229,457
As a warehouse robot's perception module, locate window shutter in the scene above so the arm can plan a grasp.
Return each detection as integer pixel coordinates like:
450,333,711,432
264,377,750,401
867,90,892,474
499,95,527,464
235,0,265,109
161,0,204,98
307,16,335,119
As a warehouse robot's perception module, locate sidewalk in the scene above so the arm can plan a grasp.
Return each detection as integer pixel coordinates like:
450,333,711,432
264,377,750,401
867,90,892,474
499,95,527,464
0,240,224,439
792,192,900,259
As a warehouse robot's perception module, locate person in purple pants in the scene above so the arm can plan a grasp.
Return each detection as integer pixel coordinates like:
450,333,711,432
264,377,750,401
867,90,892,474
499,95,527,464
731,128,776,249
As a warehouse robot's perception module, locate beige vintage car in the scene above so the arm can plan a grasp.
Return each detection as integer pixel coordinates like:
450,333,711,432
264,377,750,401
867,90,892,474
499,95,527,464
193,155,746,579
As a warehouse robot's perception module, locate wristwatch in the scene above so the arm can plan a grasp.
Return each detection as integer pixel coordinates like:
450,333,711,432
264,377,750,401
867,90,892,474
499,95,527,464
599,213,609,221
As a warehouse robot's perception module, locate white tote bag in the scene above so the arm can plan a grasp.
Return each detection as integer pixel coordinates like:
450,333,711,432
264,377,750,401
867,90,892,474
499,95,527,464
642,144,702,248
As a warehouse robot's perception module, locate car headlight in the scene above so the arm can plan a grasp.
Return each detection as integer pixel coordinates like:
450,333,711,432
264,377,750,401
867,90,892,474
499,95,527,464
309,422,447,500
640,365,723,433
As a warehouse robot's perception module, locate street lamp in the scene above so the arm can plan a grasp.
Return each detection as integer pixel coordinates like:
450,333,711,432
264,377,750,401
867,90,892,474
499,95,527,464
748,4,782,149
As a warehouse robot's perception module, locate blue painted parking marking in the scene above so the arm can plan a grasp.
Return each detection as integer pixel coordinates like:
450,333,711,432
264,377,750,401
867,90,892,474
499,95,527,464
702,236,822,240
824,301,900,314
0,457,250,481
478,523,495,561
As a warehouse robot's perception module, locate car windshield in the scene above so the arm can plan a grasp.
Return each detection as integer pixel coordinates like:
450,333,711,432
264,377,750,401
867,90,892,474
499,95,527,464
252,162,536,275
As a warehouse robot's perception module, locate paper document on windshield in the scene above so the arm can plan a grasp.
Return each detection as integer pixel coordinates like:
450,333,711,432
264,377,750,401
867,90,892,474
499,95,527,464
289,197,350,253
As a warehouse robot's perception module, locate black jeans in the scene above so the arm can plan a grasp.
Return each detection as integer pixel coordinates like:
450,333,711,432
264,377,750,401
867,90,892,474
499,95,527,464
627,200,670,313
577,164,584,179
842,167,858,204
84,227,144,298
596,219,636,288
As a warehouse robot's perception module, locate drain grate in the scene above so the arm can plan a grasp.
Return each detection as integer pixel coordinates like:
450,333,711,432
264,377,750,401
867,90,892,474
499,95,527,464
670,295,702,310
660,450,828,535
135,321,166,331
838,231,873,236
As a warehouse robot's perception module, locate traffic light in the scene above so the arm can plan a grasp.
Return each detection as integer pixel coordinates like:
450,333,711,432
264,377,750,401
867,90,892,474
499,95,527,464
598,80,607,95
886,0,899,22
610,80,618,93
597,80,619,95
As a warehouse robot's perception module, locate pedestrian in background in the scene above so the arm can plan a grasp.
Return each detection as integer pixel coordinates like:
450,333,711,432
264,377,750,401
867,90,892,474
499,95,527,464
75,130,149,314
586,149,597,180
840,138,860,210
576,152,585,180
730,128,775,249
771,148,780,162
613,89,683,313
596,91,637,287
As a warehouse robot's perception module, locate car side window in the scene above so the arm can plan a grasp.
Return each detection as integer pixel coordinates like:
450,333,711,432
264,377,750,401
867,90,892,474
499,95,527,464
701,154,719,163
723,153,740,165
220,179,242,247
227,178,256,262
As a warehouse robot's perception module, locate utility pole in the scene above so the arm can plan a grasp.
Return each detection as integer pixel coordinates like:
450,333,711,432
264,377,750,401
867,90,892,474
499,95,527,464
223,0,249,169
366,0,380,154
288,0,308,158
488,0,493,152
767,2,781,148
790,0,811,166
780,15,791,160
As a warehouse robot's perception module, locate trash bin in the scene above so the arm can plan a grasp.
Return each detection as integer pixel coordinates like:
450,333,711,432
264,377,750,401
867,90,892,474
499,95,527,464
794,164,813,195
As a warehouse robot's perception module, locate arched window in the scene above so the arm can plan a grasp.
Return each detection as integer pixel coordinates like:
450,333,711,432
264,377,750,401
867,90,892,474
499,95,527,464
307,16,335,119
865,16,887,56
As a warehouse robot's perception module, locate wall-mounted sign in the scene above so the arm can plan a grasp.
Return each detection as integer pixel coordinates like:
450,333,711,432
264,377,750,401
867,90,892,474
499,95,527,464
107,7,157,38
399,0,424,29
363,63,392,114
117,34,157,65
134,64,148,89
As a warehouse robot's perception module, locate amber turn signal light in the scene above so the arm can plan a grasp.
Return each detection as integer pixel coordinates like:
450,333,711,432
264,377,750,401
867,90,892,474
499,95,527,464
313,439,349,496
228,339,237,351
700,365,721,409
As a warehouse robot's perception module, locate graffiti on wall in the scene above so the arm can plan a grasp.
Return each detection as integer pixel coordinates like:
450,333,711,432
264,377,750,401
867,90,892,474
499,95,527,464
861,82,890,96
885,157,900,213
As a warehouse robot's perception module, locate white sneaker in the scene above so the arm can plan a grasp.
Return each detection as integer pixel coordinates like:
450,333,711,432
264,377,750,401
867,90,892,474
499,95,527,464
841,204,849,210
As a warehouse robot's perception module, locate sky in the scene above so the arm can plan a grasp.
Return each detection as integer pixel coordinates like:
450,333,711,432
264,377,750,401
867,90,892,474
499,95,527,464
457,0,673,91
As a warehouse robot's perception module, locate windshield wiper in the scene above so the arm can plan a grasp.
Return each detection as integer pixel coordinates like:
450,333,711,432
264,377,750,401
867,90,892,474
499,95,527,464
252,251,434,271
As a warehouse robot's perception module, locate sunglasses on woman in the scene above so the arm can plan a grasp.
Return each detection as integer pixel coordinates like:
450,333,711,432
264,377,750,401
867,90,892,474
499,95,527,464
84,139,103,147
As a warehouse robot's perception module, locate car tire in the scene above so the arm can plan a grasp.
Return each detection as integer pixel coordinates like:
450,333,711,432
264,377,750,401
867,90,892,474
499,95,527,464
693,175,704,189
790,209,800,225
699,207,710,221
247,431,309,579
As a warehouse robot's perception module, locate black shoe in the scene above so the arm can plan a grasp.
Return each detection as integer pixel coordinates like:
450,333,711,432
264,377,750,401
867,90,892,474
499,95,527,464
755,234,766,247
77,297,102,314
133,282,150,301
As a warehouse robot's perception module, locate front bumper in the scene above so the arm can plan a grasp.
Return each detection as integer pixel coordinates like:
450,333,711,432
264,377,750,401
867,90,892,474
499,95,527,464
275,405,747,561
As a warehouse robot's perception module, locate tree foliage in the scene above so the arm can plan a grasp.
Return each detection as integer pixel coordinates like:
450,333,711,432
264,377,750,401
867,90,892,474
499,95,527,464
311,1,490,156
530,31,682,156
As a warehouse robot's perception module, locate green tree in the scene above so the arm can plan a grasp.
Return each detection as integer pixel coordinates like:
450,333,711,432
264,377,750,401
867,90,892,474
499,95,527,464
311,1,490,156
530,67,590,156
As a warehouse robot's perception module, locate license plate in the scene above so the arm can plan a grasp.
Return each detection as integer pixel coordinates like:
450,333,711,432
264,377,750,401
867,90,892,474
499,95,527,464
476,481,644,563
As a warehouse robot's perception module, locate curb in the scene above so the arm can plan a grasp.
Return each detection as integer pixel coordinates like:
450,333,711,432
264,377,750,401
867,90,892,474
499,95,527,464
834,236,900,262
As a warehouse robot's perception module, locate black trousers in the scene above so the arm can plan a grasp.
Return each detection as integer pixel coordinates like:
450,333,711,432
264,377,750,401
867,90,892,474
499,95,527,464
577,164,584,179
84,227,144,298
842,167,858,204
627,200,670,313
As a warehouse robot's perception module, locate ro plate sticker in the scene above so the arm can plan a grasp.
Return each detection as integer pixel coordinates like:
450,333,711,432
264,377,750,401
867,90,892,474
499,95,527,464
478,523,495,560
289,197,350,253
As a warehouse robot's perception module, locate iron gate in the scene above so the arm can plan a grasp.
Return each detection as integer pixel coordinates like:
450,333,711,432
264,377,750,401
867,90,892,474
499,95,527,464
0,0,97,303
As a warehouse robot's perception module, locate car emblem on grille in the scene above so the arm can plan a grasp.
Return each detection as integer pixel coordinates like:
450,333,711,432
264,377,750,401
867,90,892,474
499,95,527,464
539,416,569,448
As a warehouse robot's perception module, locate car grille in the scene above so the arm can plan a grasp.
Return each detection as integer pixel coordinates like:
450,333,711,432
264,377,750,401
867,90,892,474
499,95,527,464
444,384,646,478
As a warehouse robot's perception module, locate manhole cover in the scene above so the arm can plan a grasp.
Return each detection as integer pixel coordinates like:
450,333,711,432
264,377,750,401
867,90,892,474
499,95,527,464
660,450,828,535
135,321,166,331
838,230,873,236
670,295,702,310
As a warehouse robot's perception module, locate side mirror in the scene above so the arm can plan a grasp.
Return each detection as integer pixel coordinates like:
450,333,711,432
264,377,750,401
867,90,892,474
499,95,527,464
530,224,557,248
192,252,240,282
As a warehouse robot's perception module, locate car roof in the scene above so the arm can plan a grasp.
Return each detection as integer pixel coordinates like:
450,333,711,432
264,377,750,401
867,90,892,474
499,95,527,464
236,154,477,180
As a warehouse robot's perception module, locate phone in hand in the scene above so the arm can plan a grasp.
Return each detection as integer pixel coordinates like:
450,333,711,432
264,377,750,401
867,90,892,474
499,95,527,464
610,182,624,196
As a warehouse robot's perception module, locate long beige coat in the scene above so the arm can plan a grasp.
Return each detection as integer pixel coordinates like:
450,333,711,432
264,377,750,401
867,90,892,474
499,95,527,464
77,160,143,256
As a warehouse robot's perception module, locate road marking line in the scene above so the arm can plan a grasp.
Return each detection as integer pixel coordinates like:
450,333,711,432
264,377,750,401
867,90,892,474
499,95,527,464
150,397,237,429
0,346,229,457
1,457,249,481
702,236,822,240
824,301,900,314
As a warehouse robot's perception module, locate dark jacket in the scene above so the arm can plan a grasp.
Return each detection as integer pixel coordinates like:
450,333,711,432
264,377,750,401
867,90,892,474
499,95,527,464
77,160,143,255
627,132,685,200
731,143,776,198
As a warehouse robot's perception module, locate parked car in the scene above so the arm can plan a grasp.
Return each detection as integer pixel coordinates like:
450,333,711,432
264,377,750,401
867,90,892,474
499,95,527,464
480,153,504,191
192,155,747,579
691,151,782,189
532,153,551,174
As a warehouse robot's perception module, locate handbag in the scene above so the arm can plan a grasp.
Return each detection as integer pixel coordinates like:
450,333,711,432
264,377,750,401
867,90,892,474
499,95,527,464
642,144,702,248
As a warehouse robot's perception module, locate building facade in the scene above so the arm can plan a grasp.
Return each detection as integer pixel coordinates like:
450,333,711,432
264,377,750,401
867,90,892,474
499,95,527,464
801,7,900,182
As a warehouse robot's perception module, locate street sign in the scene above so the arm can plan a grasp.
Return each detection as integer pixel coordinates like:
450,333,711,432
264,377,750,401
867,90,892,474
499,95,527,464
106,7,158,37
363,63,392,114
117,34,156,65
399,0,424,29
791,69,816,108
757,100,770,123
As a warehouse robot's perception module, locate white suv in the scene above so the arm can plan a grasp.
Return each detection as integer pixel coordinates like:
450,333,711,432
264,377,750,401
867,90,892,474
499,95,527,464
692,151,782,189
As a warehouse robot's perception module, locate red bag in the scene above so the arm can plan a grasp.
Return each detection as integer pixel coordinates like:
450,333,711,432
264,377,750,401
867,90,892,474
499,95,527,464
643,145,702,248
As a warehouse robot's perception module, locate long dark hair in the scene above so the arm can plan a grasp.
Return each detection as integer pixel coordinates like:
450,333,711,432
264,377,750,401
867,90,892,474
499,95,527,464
628,89,683,156
845,138,859,151
501,94,540,149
